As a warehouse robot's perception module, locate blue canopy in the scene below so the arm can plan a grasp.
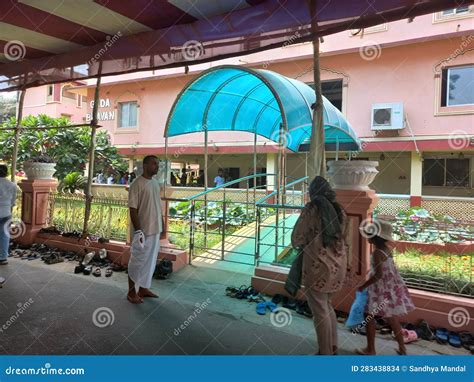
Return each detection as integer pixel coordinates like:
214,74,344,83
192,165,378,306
165,65,360,152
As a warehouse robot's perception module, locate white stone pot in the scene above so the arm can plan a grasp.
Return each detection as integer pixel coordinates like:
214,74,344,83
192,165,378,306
23,162,57,180
327,160,379,191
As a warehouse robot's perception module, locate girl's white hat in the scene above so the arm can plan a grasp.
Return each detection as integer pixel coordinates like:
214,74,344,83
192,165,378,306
363,219,394,241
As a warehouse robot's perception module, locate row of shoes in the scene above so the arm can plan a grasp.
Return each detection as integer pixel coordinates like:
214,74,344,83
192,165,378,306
39,227,111,244
74,248,110,277
350,316,473,353
271,294,313,318
225,285,265,302
403,321,474,352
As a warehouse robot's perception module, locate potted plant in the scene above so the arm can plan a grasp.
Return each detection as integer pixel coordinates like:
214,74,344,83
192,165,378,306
23,154,57,180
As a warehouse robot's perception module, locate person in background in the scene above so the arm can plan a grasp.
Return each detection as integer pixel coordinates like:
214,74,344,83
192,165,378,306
120,173,129,185
197,170,205,187
170,172,177,186
0,164,17,265
180,170,187,186
107,174,115,185
128,172,136,184
214,168,225,187
97,171,105,184
291,176,349,355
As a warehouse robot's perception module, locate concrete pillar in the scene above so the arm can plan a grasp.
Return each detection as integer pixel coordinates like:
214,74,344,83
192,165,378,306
409,151,423,207
266,153,278,191
17,179,58,246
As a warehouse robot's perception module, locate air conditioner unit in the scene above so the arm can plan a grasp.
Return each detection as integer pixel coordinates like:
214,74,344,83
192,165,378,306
371,102,404,130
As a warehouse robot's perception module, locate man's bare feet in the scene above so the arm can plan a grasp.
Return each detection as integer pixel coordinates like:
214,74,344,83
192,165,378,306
396,348,407,355
127,292,143,304
138,288,159,298
356,348,376,355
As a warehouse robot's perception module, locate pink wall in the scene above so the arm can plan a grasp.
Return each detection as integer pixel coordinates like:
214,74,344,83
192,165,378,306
23,85,86,124
87,35,473,148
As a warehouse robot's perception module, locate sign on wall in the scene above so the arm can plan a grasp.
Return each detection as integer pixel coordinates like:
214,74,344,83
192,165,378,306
85,98,115,121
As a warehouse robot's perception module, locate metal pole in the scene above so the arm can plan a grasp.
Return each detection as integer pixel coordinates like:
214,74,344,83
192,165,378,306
82,62,102,238
11,89,26,182
204,128,208,249
309,0,326,178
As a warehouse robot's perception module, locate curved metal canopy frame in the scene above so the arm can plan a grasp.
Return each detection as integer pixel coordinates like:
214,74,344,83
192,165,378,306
164,65,360,153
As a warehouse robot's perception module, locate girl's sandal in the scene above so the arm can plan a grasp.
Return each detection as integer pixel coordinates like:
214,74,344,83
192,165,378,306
356,348,376,355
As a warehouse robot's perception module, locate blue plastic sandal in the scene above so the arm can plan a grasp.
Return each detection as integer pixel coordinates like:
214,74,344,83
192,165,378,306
448,332,461,348
266,302,278,313
256,302,267,315
435,328,448,344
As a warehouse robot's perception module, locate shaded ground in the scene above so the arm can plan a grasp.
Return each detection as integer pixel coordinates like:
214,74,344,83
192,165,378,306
0,257,469,356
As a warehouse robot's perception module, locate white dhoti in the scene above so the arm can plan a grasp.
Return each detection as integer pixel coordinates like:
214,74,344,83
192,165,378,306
128,234,160,290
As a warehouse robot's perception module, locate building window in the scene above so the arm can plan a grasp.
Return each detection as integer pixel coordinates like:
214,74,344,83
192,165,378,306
441,65,474,107
46,85,54,102
442,6,471,16
434,6,473,22
118,101,138,128
423,158,470,187
307,80,343,112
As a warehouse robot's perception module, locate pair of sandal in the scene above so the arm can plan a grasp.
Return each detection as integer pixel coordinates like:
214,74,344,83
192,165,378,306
43,253,64,265
435,328,464,348
256,301,278,315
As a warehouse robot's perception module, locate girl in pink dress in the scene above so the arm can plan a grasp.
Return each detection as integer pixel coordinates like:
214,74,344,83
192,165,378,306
357,220,415,355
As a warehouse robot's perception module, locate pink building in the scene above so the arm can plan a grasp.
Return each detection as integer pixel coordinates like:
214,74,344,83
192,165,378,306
24,8,474,202
23,81,87,123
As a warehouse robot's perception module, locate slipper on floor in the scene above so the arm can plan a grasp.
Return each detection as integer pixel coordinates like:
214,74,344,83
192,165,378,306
82,251,95,266
459,332,474,351
74,264,85,274
417,320,435,341
435,328,449,344
448,332,462,348
256,302,267,315
105,268,113,277
93,268,101,277
266,301,278,313
402,329,418,344
83,265,92,275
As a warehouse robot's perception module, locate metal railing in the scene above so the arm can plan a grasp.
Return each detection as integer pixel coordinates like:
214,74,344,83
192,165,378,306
255,176,308,267
175,173,274,265
46,193,129,241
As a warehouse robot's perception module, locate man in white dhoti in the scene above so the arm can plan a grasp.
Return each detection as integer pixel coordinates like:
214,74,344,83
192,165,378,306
127,155,163,304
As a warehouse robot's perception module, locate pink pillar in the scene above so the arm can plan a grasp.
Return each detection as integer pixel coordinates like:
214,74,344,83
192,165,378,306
332,189,379,312
17,179,58,246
